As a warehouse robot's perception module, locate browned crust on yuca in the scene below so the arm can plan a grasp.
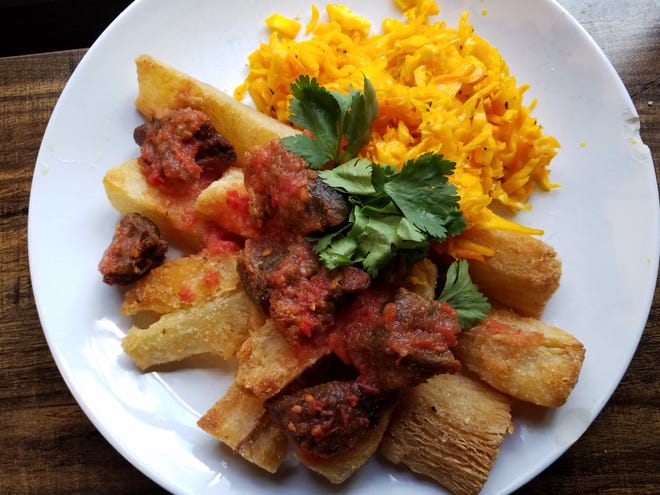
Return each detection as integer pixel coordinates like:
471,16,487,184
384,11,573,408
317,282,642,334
454,309,585,407
134,54,298,166
463,228,562,318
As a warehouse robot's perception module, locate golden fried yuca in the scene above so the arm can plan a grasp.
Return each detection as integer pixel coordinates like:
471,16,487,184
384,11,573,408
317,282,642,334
402,258,438,300
103,158,207,251
134,54,298,165
197,383,290,473
235,414,289,473
194,167,259,238
121,289,265,370
196,320,328,472
122,250,241,316
463,228,562,318
235,319,328,398
380,373,513,495
198,307,406,479
454,309,585,407
197,383,268,449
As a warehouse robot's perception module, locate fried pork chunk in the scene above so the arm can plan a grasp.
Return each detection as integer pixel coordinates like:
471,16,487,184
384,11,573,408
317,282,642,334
335,286,462,391
98,212,167,285
243,139,350,234
238,235,370,340
265,380,391,459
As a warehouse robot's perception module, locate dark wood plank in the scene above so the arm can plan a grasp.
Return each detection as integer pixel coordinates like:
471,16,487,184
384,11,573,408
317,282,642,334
0,49,167,494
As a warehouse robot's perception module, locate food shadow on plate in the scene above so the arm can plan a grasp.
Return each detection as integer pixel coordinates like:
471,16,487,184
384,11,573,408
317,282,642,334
192,436,419,494
510,397,554,425
116,350,238,374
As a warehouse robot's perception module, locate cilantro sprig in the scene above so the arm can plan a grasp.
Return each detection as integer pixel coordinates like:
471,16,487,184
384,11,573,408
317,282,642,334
281,75,466,278
437,259,491,329
281,75,378,169
314,156,465,277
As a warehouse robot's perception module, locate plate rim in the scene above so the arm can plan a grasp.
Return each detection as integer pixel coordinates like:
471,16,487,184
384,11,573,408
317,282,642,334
27,0,660,494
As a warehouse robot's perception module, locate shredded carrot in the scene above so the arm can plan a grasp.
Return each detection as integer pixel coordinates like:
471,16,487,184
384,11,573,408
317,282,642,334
305,5,320,35
264,13,301,39
236,0,560,258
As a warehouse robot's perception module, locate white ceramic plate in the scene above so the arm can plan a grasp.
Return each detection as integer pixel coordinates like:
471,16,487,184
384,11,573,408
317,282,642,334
28,0,658,494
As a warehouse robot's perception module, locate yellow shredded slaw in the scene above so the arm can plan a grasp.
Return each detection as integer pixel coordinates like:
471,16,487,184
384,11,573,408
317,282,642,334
235,0,560,258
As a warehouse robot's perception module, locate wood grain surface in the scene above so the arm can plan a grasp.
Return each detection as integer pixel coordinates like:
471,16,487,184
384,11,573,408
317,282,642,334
1,1,658,494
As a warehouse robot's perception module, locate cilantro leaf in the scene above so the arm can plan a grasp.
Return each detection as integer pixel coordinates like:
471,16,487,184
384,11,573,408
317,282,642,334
281,75,378,169
352,200,430,277
353,214,399,277
314,164,434,276
282,75,341,169
313,154,466,278
437,259,491,329
340,77,378,160
280,133,332,170
318,158,375,195
370,162,398,194
317,233,359,270
384,153,466,240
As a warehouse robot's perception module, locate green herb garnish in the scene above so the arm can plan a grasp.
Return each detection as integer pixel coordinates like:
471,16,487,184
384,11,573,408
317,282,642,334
281,74,378,169
437,259,491,329
312,155,465,278
282,75,466,278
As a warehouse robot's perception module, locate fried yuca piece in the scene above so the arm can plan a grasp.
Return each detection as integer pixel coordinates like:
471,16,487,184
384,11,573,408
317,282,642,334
235,320,328,398
402,257,438,300
198,383,268,447
122,289,266,370
454,309,585,407
197,384,289,473
134,54,298,165
104,158,210,251
194,167,259,238
235,414,289,474
198,320,327,473
198,383,265,448
380,373,513,495
122,250,241,316
462,228,562,318
105,55,298,249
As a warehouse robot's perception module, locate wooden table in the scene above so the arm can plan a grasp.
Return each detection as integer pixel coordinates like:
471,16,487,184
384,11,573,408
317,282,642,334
1,1,658,493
